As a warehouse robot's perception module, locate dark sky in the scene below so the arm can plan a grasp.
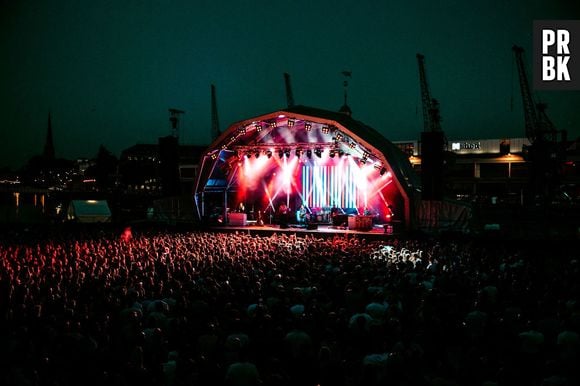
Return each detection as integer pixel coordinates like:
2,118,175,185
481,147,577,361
1,0,579,169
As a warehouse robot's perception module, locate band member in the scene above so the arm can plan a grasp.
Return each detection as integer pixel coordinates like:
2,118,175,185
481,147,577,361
278,203,290,227
257,210,264,226
330,204,346,227
237,202,246,213
330,204,345,217
297,204,311,224
278,203,289,215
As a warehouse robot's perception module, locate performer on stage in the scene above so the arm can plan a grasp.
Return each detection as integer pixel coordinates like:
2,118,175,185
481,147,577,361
297,203,311,225
278,203,290,228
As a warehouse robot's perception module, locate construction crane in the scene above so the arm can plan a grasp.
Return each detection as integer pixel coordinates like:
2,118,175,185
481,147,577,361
417,53,446,200
284,73,295,108
416,53,442,132
168,108,185,140
211,84,221,140
512,45,567,202
512,46,563,144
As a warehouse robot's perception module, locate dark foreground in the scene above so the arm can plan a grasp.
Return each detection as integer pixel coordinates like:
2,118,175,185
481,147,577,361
1,227,579,386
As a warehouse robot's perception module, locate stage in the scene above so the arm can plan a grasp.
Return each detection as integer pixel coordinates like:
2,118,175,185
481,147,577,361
208,222,398,240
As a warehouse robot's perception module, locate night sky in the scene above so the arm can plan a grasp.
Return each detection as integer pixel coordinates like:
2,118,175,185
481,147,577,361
1,0,579,169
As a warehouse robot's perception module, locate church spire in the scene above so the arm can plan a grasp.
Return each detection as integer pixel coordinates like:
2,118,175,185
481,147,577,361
43,112,55,160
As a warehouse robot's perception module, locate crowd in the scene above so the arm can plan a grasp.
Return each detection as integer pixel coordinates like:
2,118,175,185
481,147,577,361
0,229,579,386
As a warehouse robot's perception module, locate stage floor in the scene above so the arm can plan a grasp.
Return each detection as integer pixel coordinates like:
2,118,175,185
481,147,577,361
209,223,396,239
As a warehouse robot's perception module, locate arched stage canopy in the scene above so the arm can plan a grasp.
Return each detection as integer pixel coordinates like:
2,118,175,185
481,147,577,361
194,105,419,229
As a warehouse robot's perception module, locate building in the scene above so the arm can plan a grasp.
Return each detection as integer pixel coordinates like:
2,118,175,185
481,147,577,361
394,136,580,203
119,142,206,195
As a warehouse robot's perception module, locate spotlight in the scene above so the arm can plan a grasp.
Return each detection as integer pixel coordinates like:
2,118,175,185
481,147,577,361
269,121,277,128
239,127,247,135
210,153,217,160
306,149,312,158
221,144,227,150
349,142,356,149
266,150,273,158
284,149,291,158
314,148,322,158
295,148,302,157
321,126,330,134
255,123,262,132
246,152,252,159
304,123,312,131
278,150,284,158
288,119,295,127
329,149,335,158
255,151,261,159
338,150,344,157
335,133,343,141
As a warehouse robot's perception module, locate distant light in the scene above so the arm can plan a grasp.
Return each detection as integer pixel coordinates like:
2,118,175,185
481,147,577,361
86,200,98,204
278,114,286,118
